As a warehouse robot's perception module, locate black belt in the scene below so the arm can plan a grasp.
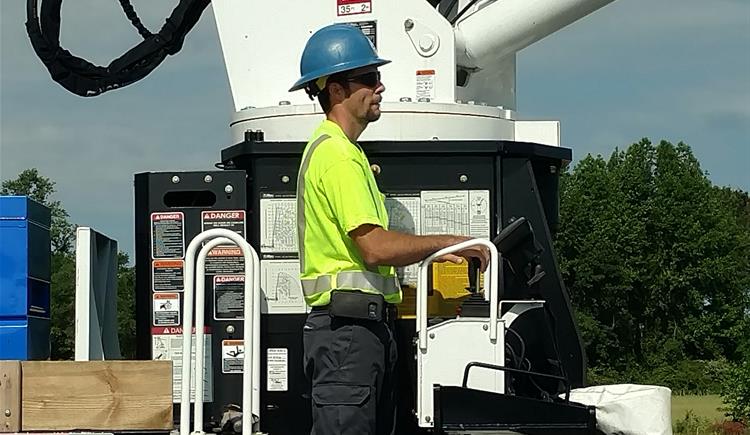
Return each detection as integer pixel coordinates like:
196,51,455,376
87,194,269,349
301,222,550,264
312,290,396,323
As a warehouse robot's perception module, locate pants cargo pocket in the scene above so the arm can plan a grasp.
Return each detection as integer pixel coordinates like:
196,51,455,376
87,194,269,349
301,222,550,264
311,384,374,435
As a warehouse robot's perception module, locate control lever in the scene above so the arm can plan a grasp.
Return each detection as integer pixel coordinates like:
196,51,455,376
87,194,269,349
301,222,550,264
466,257,482,293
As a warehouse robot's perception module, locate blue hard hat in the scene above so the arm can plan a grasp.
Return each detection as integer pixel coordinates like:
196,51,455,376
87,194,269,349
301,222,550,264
289,24,391,92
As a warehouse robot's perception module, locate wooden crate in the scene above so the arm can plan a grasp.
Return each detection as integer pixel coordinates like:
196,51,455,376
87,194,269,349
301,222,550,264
17,360,172,431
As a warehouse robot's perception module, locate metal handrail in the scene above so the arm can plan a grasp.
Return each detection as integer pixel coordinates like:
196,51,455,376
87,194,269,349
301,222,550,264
180,228,260,435
416,239,499,351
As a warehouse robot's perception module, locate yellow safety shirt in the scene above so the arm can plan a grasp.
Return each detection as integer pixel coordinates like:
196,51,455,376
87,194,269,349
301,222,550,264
296,119,401,307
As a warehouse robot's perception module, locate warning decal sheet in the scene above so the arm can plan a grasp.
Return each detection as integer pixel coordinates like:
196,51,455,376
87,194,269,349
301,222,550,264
151,327,212,403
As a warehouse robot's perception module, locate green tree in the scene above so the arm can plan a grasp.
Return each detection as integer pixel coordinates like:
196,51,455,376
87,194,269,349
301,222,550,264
1,168,75,254
557,140,750,377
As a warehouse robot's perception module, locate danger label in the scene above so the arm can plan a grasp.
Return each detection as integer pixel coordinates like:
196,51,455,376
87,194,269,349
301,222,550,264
337,0,371,16
151,212,185,259
214,275,245,320
153,260,184,292
201,210,245,235
416,70,436,102
222,340,244,374
153,293,180,326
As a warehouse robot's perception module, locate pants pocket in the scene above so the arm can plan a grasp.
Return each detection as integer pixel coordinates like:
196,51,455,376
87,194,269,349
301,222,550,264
311,384,374,435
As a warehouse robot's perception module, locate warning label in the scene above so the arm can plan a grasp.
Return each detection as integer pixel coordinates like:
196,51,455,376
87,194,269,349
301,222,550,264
153,260,184,292
337,0,371,16
202,210,246,274
267,348,288,391
151,327,212,403
214,275,245,320
222,340,244,374
206,246,245,275
416,70,436,102
151,212,185,259
153,293,180,326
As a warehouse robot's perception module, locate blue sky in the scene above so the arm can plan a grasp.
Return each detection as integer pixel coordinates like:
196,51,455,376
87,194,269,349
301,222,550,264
1,0,748,258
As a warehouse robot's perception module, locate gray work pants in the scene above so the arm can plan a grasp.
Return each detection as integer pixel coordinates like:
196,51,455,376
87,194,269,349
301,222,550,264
303,309,398,435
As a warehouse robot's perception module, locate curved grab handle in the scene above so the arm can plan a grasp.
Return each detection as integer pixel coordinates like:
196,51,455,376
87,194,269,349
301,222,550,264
416,239,499,351
180,228,260,435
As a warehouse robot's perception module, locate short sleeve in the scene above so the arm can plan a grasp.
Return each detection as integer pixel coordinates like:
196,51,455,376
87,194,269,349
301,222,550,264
319,159,384,233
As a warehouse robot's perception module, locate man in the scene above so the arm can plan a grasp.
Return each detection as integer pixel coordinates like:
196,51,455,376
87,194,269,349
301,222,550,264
290,24,489,435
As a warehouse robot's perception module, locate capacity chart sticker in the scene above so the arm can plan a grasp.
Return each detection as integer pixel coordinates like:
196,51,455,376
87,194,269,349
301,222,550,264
337,0,371,16
153,293,180,326
260,196,297,253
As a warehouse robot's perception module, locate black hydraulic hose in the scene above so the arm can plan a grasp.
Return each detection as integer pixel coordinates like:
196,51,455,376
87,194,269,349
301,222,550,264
25,0,210,97
118,0,153,39
450,0,482,25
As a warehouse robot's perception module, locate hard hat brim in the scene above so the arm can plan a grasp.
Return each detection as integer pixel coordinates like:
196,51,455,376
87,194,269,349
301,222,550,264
289,57,391,92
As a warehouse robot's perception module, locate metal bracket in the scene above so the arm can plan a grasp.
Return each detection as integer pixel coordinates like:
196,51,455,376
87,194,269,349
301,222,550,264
404,18,441,58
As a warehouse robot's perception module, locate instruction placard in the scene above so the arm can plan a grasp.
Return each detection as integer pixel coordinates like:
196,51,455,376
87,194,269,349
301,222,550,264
267,348,288,391
151,212,185,259
214,275,245,320
222,339,245,374
261,260,305,314
153,260,184,292
260,197,298,253
153,292,180,326
151,327,212,403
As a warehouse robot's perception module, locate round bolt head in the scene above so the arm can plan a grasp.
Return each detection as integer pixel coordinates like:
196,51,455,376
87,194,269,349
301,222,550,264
419,34,435,51
226,325,236,334
459,174,468,183
404,19,414,31
224,184,234,194
4,409,10,417
370,164,381,175
204,175,213,183
483,324,489,331
171,175,180,184
425,415,431,423
429,333,435,339
281,175,290,184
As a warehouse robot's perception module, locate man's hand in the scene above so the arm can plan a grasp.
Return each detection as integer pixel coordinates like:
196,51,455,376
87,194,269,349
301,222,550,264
435,236,490,272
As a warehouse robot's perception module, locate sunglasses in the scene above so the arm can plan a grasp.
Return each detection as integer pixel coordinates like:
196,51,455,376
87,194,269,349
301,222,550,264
345,71,381,88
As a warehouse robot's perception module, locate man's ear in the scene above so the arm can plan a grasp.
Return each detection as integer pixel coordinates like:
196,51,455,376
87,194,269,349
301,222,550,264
328,82,348,102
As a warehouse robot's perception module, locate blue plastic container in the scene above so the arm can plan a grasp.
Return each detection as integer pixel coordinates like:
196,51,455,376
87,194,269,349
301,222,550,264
0,196,51,359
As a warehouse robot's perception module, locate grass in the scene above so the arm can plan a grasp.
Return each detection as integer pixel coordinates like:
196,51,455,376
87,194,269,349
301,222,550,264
672,394,725,424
